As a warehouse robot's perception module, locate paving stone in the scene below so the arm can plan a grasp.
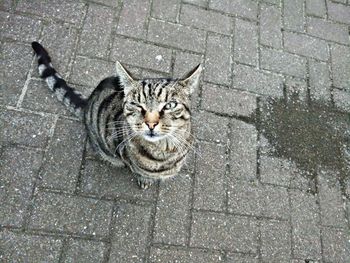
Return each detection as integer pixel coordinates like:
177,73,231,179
117,0,149,38
180,4,231,35
0,110,53,148
70,56,115,88
204,33,232,85
91,0,119,7
290,189,322,260
191,211,259,253
261,48,307,78
32,22,78,79
0,42,33,106
260,220,291,261
260,3,282,49
150,247,224,263
109,203,152,263
192,110,229,143
328,0,350,24
283,0,304,32
193,141,226,211
226,253,259,263
78,3,115,59
331,0,347,3
173,50,203,79
307,17,349,45
40,118,85,192
318,169,347,228
29,192,113,236
233,64,283,97
309,60,331,102
306,0,327,17
183,0,207,7
333,89,350,112
153,173,192,245
209,0,258,20
234,19,258,66
284,32,329,61
1,13,42,42
0,147,43,226
0,0,12,11
80,159,156,200
261,0,280,4
16,0,86,24
330,44,350,90
111,37,172,73
322,227,350,262
152,0,180,23
230,119,257,181
285,77,308,102
148,19,206,53
64,239,107,263
0,230,62,262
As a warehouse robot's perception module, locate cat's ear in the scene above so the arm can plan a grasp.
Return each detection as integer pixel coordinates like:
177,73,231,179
115,61,135,95
180,64,202,94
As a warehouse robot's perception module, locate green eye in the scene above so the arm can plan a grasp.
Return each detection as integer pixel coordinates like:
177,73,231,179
164,101,177,110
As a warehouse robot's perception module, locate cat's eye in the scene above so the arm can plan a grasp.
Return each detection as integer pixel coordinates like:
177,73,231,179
164,101,177,110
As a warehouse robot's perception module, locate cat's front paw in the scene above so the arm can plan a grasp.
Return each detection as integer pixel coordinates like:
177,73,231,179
137,177,154,189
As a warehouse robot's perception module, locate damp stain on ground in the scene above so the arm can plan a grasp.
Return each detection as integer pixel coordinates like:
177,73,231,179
258,97,350,180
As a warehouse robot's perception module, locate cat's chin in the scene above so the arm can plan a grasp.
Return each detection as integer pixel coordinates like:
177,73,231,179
142,133,166,142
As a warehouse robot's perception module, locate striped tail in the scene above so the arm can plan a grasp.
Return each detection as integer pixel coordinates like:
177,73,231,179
31,41,87,119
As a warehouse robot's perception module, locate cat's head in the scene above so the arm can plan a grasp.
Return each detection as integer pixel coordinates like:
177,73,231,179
116,61,202,142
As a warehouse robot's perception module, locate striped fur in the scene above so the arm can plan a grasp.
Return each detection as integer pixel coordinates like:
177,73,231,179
32,42,202,189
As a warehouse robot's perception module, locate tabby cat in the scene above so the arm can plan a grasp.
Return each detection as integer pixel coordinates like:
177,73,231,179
31,42,202,189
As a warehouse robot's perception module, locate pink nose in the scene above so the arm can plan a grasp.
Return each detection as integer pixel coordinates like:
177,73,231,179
146,121,158,130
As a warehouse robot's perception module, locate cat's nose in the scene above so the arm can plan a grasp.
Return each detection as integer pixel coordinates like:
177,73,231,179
146,121,158,130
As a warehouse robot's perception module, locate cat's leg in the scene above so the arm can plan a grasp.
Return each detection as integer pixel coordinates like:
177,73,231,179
136,175,155,189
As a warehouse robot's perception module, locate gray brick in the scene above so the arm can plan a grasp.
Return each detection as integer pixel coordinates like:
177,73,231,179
91,0,119,7
117,0,149,38
183,0,207,7
80,159,156,200
192,111,229,143
40,118,85,192
191,211,259,253
322,227,350,262
261,0,280,4
233,64,283,97
226,253,259,263
284,32,329,61
0,230,62,262
173,51,203,77
204,33,232,85
78,3,115,59
260,3,282,49
0,147,43,226
283,0,304,32
152,0,180,23
209,0,258,20
290,190,322,260
234,19,258,66
202,84,257,117
309,60,331,102
29,192,113,236
0,110,53,148
64,239,107,263
111,37,172,73
285,77,308,102
16,0,86,24
0,42,33,106
318,170,347,227
109,203,152,263
70,56,114,88
1,13,42,42
307,17,349,45
150,247,224,263
328,1,350,24
148,19,206,53
153,174,192,245
0,0,12,11
261,48,307,78
261,220,291,261
330,44,350,90
180,4,231,35
230,119,257,181
332,0,347,3
306,0,327,17
193,142,226,211
333,89,350,112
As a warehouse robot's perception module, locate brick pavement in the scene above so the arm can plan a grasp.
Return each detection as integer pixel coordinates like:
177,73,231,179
1,0,350,262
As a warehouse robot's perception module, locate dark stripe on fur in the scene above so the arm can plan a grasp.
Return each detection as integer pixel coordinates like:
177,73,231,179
41,67,56,78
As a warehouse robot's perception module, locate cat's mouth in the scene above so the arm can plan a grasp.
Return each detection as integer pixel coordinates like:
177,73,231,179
143,131,165,142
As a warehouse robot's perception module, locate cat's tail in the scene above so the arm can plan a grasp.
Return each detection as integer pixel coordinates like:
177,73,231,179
31,41,87,119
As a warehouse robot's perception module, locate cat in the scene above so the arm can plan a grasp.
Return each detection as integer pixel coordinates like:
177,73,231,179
31,42,202,189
